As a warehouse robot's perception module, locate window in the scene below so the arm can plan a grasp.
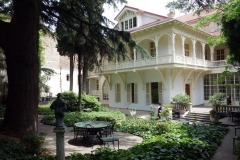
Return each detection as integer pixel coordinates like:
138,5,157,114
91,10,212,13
217,49,224,60
97,80,99,90
184,44,190,56
130,49,134,59
129,19,132,28
150,42,156,57
121,22,124,31
133,17,137,27
115,83,121,102
205,50,208,60
127,83,138,103
102,80,109,100
125,20,128,30
146,82,162,104
66,74,70,81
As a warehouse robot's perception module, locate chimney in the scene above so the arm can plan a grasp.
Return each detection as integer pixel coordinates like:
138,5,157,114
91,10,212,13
167,8,175,18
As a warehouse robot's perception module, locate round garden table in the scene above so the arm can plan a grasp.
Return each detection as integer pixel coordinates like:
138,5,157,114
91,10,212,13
74,121,110,129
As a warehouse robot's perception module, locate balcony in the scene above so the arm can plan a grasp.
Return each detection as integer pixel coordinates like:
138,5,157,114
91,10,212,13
101,54,227,72
89,90,99,96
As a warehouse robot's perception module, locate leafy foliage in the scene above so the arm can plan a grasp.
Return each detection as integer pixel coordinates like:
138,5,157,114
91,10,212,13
41,110,125,127
209,92,226,106
38,105,54,115
62,91,79,112
172,93,190,105
2,115,228,160
160,105,173,120
21,134,43,155
81,93,102,111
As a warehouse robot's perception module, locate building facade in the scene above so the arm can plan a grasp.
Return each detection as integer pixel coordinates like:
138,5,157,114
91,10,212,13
88,6,238,110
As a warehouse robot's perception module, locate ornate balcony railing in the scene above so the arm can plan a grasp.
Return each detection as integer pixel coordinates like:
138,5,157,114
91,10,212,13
89,90,99,96
98,54,227,72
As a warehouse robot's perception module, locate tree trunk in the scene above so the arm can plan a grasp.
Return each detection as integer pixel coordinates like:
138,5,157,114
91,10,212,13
0,0,40,137
69,53,74,91
82,63,88,93
78,52,82,110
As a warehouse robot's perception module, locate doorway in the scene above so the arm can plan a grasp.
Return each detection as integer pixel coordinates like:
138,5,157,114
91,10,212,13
151,82,158,104
185,84,191,102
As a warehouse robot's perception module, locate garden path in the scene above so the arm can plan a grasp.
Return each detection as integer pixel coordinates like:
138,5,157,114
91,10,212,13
38,115,143,156
38,106,238,159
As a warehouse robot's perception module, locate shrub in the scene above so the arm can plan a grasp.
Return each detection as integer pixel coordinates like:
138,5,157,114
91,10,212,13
209,92,226,106
41,110,125,127
172,93,190,105
156,122,170,134
160,105,172,120
81,93,101,111
21,134,42,155
38,105,54,115
62,91,79,112
210,109,216,114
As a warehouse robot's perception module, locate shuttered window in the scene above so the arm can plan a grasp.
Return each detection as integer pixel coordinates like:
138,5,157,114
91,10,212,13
158,83,163,103
115,83,121,102
146,83,151,104
127,83,138,103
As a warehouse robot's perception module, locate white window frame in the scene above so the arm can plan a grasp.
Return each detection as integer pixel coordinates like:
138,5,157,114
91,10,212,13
145,82,162,105
150,42,156,57
184,44,190,56
133,17,137,27
216,49,225,60
125,20,128,30
102,80,109,100
115,83,121,102
127,83,138,103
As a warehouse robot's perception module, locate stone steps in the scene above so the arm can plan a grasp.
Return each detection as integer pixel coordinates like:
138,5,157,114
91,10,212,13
181,112,212,123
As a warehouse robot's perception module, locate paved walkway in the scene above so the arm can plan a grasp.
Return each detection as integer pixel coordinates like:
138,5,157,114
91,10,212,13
38,106,238,159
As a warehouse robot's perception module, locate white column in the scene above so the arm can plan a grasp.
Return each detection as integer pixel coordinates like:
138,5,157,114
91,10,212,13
192,39,196,67
181,35,186,64
210,46,214,61
155,43,159,64
201,42,206,67
172,33,176,62
134,48,136,67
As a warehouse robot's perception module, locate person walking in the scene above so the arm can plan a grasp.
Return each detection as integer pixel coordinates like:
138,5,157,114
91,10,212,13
157,103,163,120
227,94,231,105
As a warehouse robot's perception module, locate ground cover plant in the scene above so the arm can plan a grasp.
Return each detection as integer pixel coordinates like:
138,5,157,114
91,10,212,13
1,109,228,160
40,105,125,127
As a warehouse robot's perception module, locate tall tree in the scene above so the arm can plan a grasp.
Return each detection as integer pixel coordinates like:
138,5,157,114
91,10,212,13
0,0,146,137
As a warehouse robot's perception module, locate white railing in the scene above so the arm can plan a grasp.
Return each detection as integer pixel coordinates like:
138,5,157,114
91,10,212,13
99,54,227,72
89,90,99,96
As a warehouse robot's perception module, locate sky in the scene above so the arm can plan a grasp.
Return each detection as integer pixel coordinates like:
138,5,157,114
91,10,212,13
103,0,185,26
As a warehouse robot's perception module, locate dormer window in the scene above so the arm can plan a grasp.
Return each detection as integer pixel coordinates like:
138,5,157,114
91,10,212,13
120,16,137,31
133,17,137,27
129,19,132,28
121,22,124,31
125,20,128,30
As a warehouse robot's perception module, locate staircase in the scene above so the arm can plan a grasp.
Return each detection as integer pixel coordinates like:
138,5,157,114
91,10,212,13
180,112,212,124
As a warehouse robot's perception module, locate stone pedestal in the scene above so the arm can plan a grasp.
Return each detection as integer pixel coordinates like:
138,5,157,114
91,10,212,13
53,127,66,160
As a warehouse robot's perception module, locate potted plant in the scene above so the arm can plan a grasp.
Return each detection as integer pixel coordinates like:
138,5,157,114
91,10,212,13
209,109,216,121
209,92,226,111
171,93,190,117
160,104,173,121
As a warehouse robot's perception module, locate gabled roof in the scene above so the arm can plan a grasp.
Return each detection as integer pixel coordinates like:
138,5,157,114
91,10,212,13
176,10,216,24
114,5,168,21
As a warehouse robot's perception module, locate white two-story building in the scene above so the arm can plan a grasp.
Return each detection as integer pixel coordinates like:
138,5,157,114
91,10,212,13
88,5,239,110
